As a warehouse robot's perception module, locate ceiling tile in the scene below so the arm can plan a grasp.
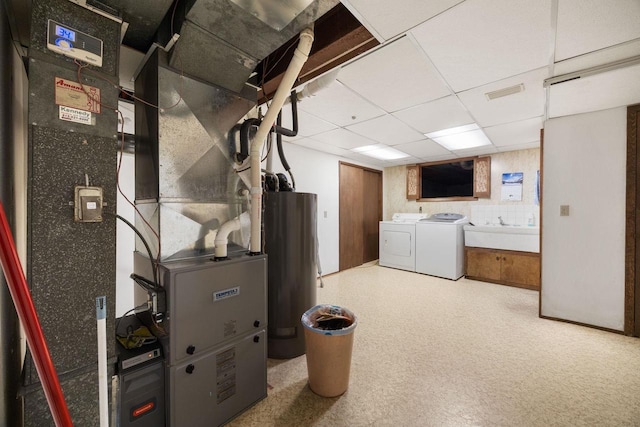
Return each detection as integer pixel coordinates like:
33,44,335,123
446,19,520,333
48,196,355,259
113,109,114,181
382,156,423,167
393,96,474,134
411,0,552,91
342,0,464,41
297,81,385,127
393,139,453,159
345,114,425,146
483,116,544,147
555,0,640,61
311,128,379,150
341,151,387,167
291,138,352,157
450,145,499,157
279,108,337,141
553,39,640,76
496,142,540,153
457,67,548,127
338,37,451,112
548,63,640,118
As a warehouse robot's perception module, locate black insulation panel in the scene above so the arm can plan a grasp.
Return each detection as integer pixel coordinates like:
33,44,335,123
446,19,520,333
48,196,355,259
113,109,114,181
24,1,120,425
25,125,117,380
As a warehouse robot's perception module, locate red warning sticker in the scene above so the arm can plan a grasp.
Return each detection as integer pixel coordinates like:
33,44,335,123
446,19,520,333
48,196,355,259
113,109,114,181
54,77,101,113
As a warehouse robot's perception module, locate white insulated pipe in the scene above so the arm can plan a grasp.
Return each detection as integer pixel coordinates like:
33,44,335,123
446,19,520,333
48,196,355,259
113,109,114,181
215,212,251,258
249,26,314,253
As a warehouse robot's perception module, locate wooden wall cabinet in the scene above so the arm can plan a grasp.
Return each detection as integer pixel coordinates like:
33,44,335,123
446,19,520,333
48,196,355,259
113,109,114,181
473,156,491,198
465,247,540,290
406,165,419,200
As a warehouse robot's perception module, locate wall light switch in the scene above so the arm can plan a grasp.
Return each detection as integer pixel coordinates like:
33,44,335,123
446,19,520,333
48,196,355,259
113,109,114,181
74,186,103,222
560,205,570,216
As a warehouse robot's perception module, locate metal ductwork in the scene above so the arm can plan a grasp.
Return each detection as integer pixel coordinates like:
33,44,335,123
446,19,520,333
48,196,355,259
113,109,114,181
168,0,339,92
133,0,337,260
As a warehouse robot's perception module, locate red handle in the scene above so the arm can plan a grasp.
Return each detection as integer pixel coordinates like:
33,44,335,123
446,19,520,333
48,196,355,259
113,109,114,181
0,202,73,426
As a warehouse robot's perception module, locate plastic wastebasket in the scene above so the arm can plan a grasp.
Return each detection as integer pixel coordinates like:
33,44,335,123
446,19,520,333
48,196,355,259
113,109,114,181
301,304,357,397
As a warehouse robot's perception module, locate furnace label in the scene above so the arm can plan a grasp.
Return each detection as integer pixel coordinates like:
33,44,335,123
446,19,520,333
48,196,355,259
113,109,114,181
59,105,93,125
54,77,101,113
214,286,240,302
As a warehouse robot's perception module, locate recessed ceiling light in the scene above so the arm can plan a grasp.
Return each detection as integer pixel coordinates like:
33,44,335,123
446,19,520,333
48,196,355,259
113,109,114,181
425,124,492,151
352,144,410,160
426,123,478,139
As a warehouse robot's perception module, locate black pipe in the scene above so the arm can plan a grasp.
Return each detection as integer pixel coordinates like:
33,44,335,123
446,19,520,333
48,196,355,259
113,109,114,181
239,118,261,163
228,124,242,163
276,113,296,190
272,90,298,137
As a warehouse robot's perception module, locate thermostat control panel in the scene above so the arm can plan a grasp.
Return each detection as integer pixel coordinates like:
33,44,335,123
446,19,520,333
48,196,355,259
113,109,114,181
46,19,103,67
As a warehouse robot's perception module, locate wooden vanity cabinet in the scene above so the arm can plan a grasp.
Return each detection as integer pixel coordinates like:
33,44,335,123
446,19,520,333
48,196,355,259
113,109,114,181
465,247,540,290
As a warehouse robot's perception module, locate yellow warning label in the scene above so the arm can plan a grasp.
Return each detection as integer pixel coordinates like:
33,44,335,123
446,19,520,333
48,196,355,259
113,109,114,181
54,77,101,113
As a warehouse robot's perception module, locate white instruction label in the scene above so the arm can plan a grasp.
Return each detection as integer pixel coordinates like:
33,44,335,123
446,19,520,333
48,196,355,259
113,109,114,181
59,105,93,125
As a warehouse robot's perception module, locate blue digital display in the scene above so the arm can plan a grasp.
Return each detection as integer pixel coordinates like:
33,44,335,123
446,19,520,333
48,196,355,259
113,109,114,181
55,25,75,42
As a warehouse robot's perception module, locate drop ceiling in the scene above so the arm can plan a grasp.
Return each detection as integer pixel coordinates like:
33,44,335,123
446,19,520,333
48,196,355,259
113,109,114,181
282,0,640,168
10,0,639,168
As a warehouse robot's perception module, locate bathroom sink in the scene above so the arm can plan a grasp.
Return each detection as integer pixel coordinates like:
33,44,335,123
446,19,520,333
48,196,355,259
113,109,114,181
464,225,539,252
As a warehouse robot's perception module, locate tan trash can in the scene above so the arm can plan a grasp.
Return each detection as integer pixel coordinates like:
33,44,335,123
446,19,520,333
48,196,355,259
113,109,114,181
302,304,357,397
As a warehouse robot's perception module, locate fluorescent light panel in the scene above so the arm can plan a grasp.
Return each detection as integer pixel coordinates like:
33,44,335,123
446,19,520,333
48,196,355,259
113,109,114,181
425,123,492,150
352,144,410,160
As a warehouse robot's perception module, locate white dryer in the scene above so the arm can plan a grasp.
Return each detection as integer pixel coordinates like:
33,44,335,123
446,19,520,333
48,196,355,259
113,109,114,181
379,213,427,272
415,213,469,280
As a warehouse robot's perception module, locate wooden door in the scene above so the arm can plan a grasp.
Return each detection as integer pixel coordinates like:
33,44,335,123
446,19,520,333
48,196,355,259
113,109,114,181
626,104,640,336
362,169,382,263
339,163,364,270
339,162,382,271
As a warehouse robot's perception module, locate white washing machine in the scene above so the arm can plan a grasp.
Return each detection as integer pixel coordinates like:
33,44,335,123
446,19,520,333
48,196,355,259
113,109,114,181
379,213,427,272
415,213,469,280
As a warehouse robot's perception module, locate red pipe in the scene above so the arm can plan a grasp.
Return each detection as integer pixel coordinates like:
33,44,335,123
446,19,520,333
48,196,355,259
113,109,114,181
0,202,73,427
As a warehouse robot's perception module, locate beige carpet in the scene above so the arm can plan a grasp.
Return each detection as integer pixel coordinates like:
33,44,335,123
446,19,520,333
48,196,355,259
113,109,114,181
228,264,640,426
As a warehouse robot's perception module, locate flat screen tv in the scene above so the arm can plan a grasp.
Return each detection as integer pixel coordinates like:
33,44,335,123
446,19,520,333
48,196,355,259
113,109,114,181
420,159,474,199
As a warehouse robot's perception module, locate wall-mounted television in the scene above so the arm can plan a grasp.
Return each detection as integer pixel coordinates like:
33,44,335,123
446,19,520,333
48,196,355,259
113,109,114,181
420,159,475,199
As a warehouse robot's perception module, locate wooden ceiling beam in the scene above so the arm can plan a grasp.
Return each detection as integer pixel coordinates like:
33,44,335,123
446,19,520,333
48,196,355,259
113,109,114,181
256,3,379,104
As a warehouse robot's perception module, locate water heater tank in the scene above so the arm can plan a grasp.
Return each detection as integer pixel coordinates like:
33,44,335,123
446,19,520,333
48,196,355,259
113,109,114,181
263,192,317,358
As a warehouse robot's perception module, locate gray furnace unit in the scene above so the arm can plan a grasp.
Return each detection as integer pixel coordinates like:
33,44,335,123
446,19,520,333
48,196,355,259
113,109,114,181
134,252,267,426
264,191,317,358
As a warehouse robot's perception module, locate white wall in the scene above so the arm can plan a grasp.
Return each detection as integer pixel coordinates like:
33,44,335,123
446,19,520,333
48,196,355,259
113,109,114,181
268,141,381,275
115,152,136,317
541,107,627,331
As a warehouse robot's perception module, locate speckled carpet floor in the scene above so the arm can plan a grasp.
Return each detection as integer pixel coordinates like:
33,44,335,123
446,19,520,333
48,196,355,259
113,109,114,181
227,264,640,426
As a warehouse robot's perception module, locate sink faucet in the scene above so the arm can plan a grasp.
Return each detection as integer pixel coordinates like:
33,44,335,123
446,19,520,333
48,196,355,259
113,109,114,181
498,216,505,226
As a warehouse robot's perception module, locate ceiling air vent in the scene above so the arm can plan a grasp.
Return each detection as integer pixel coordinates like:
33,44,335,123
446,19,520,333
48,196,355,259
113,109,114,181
485,83,524,101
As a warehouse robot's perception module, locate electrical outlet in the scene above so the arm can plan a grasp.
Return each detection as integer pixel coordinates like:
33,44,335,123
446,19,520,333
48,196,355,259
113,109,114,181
74,186,103,222
560,205,570,216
